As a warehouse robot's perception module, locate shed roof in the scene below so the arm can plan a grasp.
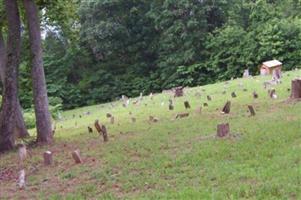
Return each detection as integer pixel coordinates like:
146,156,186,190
262,60,282,68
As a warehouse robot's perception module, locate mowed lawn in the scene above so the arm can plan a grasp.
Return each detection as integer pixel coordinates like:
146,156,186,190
1,70,301,199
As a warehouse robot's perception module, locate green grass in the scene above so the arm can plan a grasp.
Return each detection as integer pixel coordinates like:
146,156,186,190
1,70,301,199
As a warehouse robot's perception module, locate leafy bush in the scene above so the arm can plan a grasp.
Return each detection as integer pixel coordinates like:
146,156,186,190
23,111,36,129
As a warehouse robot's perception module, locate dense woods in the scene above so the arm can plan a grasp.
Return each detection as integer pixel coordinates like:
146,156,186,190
3,0,301,111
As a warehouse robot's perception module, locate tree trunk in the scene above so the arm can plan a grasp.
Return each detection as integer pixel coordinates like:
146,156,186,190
23,0,53,144
0,0,21,152
0,28,29,138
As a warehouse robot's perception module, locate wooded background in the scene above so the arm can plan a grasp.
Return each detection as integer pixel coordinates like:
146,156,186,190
3,0,301,110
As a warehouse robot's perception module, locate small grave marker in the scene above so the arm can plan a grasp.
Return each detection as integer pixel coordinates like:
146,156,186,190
291,79,301,99
253,91,258,99
217,123,230,138
43,151,53,166
17,169,26,189
175,112,189,119
248,105,256,116
110,116,115,124
221,101,231,114
174,87,184,97
184,101,191,109
72,150,83,164
94,120,109,142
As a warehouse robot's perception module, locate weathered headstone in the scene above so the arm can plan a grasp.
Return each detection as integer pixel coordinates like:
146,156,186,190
269,89,277,99
216,123,230,138
290,79,301,99
72,150,83,164
43,151,53,166
110,116,115,124
17,169,26,189
149,116,159,123
253,91,258,99
174,87,184,97
131,117,136,123
243,69,250,78
248,105,256,116
221,101,231,114
175,112,189,119
231,92,237,98
184,101,191,109
195,106,202,114
18,144,27,168
94,120,109,142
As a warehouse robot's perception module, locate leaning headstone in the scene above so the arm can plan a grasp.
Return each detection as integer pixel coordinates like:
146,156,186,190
231,92,237,98
94,120,109,142
221,101,231,114
269,89,277,99
216,123,230,138
184,101,191,109
43,151,53,166
72,150,83,164
175,112,189,119
290,78,301,99
248,105,256,116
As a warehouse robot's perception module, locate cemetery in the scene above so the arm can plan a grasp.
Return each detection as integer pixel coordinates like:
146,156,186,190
0,69,301,199
1,0,301,199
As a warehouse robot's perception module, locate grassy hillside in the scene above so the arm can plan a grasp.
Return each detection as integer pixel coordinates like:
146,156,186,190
1,70,301,199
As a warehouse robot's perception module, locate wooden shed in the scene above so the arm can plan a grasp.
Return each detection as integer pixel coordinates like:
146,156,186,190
260,60,282,76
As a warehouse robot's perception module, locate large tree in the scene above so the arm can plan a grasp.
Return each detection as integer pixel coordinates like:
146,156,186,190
23,0,53,144
0,0,21,151
0,25,29,139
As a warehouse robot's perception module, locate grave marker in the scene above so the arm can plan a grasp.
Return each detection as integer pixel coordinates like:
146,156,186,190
290,79,301,99
43,151,53,166
221,101,231,114
217,123,230,138
184,101,191,109
72,150,83,164
248,105,256,116
231,92,237,98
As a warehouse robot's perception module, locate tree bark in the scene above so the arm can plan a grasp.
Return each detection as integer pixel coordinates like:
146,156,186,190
0,28,29,138
0,0,21,152
23,0,53,144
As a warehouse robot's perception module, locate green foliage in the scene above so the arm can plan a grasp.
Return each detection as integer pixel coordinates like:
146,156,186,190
23,111,36,129
14,0,301,109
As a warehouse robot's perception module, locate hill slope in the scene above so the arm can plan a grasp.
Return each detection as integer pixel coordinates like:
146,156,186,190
1,70,301,199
